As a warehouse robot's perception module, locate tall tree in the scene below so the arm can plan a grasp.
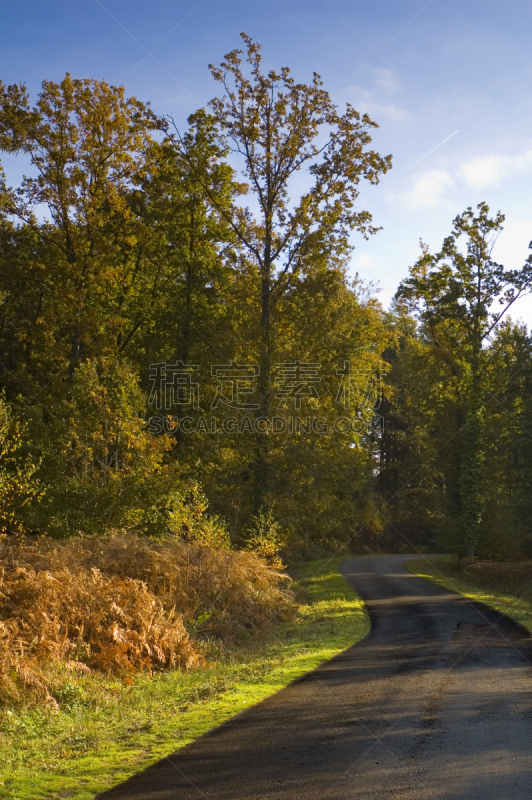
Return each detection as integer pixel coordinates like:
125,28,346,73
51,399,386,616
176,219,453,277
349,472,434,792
0,74,157,391
169,33,392,510
396,203,532,557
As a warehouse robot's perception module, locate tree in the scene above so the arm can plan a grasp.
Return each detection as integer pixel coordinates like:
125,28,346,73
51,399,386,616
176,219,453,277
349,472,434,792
170,33,392,510
0,60,393,554
24,358,175,537
377,314,451,550
481,321,532,558
0,74,157,390
139,109,241,369
396,203,532,557
0,393,43,533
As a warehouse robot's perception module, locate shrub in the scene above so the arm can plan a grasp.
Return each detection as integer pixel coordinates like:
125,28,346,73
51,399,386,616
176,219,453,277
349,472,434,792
245,510,284,568
463,560,532,599
0,532,295,707
167,482,231,549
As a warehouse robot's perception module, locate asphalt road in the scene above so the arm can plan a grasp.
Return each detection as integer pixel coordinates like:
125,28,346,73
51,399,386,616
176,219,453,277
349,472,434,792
97,555,532,800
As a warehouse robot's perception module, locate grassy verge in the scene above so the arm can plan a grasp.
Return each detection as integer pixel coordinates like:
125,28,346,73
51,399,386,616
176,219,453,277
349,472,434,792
0,557,369,800
407,556,532,633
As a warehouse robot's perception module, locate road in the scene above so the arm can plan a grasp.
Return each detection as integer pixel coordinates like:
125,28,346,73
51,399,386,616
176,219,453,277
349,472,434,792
97,555,532,800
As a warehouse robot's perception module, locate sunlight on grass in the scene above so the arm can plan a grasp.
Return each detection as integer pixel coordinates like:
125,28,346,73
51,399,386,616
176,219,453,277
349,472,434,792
407,556,532,633
0,557,368,800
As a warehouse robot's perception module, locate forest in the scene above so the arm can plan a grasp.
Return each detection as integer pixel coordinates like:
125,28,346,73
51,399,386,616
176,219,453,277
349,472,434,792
1,34,532,577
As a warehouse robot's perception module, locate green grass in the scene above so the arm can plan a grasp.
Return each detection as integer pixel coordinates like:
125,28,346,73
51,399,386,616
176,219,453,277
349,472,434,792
0,557,369,800
407,556,532,633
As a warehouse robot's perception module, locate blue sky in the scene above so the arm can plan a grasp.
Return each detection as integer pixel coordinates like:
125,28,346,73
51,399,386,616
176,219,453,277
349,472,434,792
2,0,532,320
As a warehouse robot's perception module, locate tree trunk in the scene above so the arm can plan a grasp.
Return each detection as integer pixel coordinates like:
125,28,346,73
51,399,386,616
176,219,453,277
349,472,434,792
253,272,271,514
459,363,484,559
177,202,196,364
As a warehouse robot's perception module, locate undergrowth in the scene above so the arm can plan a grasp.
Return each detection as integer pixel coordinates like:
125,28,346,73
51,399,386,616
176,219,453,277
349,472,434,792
0,557,368,800
0,533,295,708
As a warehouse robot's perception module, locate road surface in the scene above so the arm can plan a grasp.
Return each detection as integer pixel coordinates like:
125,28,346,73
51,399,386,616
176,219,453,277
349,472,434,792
97,554,532,800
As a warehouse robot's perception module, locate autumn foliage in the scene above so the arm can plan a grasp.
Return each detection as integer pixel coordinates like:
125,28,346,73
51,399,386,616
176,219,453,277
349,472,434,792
0,533,294,708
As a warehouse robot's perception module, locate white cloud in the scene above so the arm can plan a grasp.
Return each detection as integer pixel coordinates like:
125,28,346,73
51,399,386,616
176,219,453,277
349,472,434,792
369,101,410,123
405,170,455,208
491,218,532,266
492,219,532,326
356,253,377,271
460,146,532,188
398,144,532,211
460,154,505,187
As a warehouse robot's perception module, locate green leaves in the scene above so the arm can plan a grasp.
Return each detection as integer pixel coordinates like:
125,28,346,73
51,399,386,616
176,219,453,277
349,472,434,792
396,203,532,356
0,46,394,553
0,394,44,534
393,203,532,558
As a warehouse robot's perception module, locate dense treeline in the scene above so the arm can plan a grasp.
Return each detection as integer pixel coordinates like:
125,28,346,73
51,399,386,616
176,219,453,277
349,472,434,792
381,207,532,560
1,35,532,561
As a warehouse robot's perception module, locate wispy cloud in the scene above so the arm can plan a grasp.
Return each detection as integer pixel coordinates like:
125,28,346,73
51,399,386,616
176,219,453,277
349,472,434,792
338,60,408,124
399,139,532,212
345,86,410,122
372,67,402,93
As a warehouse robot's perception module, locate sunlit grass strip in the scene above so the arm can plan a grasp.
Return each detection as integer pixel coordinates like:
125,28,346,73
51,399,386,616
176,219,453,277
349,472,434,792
407,556,532,633
0,557,369,800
